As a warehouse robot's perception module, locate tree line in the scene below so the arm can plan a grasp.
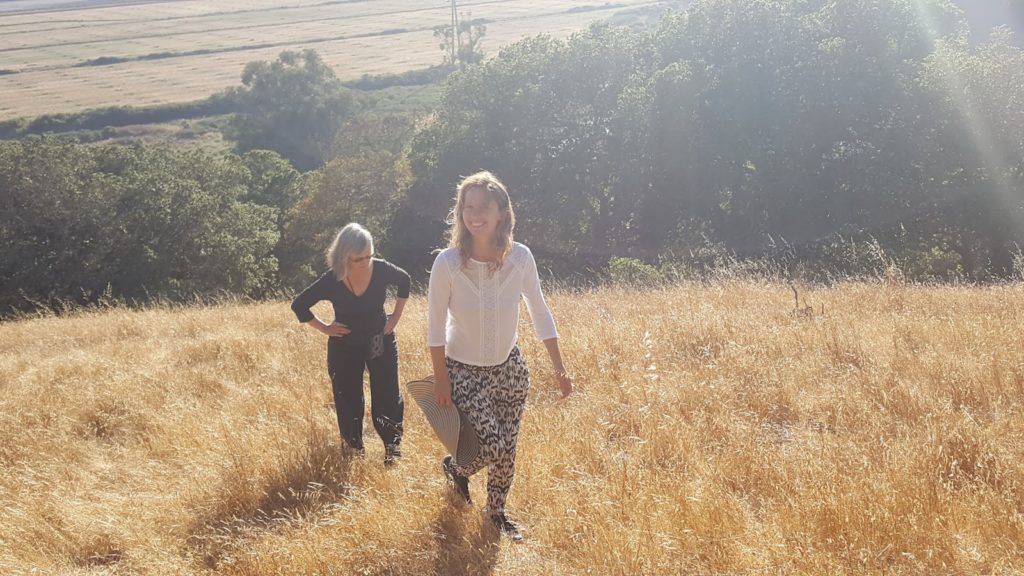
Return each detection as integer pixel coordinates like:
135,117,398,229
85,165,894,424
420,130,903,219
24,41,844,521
3,0,1023,316
401,0,1024,281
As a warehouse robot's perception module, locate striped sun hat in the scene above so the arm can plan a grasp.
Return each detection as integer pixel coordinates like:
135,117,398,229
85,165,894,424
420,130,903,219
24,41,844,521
406,376,479,465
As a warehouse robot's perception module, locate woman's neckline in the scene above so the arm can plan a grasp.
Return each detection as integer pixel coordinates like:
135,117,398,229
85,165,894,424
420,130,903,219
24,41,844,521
343,260,374,297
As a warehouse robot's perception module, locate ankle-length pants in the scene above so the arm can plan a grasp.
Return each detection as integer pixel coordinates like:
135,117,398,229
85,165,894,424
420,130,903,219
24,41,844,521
327,333,403,450
447,346,530,515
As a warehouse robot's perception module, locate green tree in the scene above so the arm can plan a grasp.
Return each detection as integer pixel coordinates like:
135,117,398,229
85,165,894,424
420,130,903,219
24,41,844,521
240,149,301,214
402,0,990,280
0,137,111,310
434,12,488,66
0,138,280,314
227,50,360,170
641,0,964,254
920,28,1024,277
280,114,417,287
407,24,648,273
79,145,280,299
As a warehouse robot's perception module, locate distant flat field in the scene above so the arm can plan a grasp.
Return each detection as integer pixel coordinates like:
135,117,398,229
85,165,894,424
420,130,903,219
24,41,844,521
0,0,663,120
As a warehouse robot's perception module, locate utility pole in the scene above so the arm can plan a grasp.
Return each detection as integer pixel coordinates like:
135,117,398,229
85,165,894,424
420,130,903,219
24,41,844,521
450,0,462,65
451,0,460,65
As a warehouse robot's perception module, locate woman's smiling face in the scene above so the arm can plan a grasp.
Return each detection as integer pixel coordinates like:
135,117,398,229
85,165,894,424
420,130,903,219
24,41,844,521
461,185,502,242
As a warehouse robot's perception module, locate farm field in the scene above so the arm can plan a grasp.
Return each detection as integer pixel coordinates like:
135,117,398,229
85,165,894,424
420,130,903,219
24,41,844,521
1,281,1022,574
0,0,665,120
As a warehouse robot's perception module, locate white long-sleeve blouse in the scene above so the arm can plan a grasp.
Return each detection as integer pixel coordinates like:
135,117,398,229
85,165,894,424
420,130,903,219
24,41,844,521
427,242,558,367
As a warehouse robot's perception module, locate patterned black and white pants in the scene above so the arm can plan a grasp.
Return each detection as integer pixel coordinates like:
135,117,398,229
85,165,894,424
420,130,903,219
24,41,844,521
447,346,531,515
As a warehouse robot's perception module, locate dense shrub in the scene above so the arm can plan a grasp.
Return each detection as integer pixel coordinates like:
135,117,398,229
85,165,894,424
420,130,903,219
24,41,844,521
0,137,284,314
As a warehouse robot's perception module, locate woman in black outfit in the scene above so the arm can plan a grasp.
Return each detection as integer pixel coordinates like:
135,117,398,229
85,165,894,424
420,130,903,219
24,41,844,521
291,223,411,465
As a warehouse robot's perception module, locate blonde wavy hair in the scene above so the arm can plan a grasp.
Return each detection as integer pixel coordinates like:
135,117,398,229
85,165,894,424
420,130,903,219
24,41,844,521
325,223,373,281
448,171,515,273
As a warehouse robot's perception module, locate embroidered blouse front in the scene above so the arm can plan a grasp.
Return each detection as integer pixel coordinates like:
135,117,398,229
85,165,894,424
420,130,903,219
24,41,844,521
427,243,558,367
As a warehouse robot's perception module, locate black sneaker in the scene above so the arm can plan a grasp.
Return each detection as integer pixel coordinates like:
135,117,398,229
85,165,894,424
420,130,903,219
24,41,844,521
383,443,401,467
489,513,523,541
343,441,365,458
442,455,472,504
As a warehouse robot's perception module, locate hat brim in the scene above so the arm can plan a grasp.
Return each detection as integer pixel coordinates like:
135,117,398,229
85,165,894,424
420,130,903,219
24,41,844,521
405,377,479,466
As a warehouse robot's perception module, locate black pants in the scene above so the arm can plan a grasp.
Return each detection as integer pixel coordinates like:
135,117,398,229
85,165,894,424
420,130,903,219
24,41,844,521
327,333,403,450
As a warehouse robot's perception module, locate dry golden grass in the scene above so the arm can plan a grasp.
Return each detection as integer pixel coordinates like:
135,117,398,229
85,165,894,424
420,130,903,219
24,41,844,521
1,281,1023,575
0,0,659,120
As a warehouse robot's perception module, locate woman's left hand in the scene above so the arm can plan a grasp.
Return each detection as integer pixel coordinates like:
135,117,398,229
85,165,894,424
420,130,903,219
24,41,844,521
383,314,399,335
555,371,573,398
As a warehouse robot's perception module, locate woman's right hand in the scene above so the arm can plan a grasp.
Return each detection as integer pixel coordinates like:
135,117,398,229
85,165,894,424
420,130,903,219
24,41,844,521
320,321,351,338
435,377,453,407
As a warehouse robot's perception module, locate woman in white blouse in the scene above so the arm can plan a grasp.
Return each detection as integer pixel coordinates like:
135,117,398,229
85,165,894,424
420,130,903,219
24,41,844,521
427,170,573,541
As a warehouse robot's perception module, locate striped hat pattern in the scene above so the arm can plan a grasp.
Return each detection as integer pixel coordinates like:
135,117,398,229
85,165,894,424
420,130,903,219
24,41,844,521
405,376,479,465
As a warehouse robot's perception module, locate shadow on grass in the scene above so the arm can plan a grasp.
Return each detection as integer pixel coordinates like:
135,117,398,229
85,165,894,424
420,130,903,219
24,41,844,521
344,493,502,575
430,500,501,576
184,428,357,569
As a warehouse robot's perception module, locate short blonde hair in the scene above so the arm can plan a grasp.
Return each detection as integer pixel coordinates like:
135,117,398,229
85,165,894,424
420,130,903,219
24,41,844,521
448,171,515,272
326,223,373,281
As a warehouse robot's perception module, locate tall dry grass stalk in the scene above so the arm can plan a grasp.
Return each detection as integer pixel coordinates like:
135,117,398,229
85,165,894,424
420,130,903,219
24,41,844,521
1,281,1022,575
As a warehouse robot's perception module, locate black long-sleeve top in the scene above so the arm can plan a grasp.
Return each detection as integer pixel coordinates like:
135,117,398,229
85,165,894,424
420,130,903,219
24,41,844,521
291,258,411,349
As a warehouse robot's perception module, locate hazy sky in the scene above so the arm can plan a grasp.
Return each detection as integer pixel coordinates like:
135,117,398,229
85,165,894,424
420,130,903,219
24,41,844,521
957,0,1024,43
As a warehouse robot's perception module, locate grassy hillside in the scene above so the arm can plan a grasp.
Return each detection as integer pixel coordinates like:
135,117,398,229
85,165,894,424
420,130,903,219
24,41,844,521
1,281,1022,574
